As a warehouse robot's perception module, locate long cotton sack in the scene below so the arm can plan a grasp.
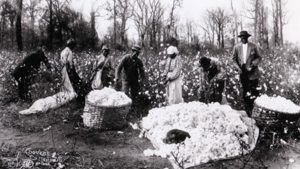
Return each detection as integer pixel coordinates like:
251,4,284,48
19,91,77,115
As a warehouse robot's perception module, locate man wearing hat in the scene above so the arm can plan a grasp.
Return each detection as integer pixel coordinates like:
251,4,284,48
232,31,262,116
115,45,145,104
12,46,51,101
91,45,114,89
164,46,183,105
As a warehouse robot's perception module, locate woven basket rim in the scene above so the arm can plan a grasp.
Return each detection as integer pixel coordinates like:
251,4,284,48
254,103,300,115
86,99,132,108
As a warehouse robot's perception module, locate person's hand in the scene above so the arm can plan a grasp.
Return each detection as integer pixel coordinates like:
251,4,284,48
164,77,170,85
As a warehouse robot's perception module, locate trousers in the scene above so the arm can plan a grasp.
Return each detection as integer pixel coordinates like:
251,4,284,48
240,74,259,116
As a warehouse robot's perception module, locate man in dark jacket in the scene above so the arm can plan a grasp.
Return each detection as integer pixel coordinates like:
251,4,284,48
115,45,145,104
12,47,51,101
232,31,262,116
199,56,226,104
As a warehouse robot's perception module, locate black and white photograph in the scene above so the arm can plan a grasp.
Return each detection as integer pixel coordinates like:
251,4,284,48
0,0,300,168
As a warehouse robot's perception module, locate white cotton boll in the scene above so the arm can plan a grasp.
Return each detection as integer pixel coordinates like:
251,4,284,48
143,149,156,157
255,95,300,114
87,88,131,106
130,123,140,130
289,158,295,163
141,102,258,167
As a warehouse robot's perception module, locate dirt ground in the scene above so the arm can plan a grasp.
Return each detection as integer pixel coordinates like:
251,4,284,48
0,95,300,169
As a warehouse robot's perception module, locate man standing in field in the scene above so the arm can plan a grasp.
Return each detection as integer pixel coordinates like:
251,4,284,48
91,45,114,89
115,45,145,104
232,31,262,116
12,46,51,101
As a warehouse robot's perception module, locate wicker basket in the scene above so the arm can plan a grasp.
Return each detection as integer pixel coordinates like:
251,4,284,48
252,103,300,129
82,100,131,130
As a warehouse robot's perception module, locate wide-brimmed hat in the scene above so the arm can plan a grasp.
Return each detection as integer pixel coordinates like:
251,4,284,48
238,31,251,38
132,45,142,51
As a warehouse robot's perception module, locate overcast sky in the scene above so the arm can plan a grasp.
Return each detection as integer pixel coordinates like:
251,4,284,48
71,0,300,45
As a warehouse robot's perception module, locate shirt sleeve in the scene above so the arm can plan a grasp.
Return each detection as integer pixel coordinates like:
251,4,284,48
251,45,262,66
167,56,183,81
60,48,73,65
232,45,242,70
215,61,226,80
95,55,106,70
138,59,146,81
41,52,51,69
116,55,126,80
163,58,170,76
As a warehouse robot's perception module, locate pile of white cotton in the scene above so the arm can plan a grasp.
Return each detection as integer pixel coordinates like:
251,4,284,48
255,95,300,114
87,88,131,107
141,102,259,168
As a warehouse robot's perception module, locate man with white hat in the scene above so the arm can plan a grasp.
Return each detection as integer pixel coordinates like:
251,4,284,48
115,45,145,104
163,46,184,105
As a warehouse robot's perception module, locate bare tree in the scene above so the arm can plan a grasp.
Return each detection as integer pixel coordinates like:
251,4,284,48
272,0,286,46
201,10,216,46
117,0,131,46
207,8,230,49
230,0,243,45
24,0,40,47
15,0,23,51
148,0,164,49
247,0,269,48
131,0,150,47
185,19,195,45
48,0,53,49
42,0,71,47
0,0,16,48
106,0,132,47
167,0,182,39
90,3,101,48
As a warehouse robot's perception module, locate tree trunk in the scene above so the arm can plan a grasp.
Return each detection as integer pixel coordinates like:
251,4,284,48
15,0,23,51
279,0,283,45
273,0,279,46
10,19,14,48
254,0,259,43
48,0,53,50
113,0,117,48
221,26,225,48
30,10,35,47
90,11,97,48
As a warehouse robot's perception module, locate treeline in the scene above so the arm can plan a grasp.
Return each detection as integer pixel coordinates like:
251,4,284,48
0,0,287,52
0,0,99,51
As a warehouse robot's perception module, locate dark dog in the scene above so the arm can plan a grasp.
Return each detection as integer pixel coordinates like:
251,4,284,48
163,129,191,144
